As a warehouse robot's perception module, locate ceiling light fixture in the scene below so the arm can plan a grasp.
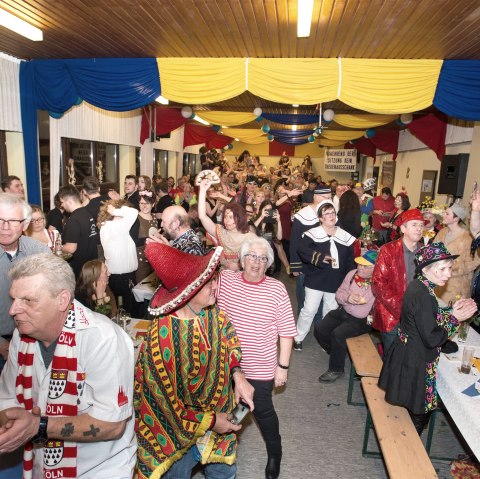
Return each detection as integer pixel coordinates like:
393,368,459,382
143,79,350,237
155,95,169,105
292,125,297,131
297,0,314,38
194,115,210,126
292,104,299,107
0,8,43,41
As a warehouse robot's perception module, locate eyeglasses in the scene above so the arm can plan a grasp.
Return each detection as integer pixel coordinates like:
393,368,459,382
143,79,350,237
245,253,269,264
0,218,26,227
322,211,336,217
31,217,45,224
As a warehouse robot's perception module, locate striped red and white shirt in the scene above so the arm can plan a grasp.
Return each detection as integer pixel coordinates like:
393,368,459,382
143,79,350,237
217,270,296,380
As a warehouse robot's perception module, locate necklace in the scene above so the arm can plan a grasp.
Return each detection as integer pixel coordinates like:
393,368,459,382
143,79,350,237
186,302,203,317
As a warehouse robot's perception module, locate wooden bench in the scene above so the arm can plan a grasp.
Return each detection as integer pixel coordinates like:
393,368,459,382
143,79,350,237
346,333,383,405
361,377,438,479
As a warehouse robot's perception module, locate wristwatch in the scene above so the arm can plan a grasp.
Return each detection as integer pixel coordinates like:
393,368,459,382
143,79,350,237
31,416,48,444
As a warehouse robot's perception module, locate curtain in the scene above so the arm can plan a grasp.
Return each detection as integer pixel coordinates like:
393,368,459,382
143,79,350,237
195,111,256,126
269,142,295,157
346,138,377,160
249,58,338,104
157,58,245,103
219,128,265,144
0,54,22,132
340,59,442,114
434,60,480,121
20,58,160,204
333,113,396,129
322,130,364,141
370,130,399,160
140,106,188,144
183,123,233,148
407,113,447,160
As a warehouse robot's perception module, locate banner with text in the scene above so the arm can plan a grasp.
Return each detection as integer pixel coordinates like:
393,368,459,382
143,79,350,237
325,149,357,171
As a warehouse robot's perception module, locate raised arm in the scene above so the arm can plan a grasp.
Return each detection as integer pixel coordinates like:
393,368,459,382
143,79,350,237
198,179,218,238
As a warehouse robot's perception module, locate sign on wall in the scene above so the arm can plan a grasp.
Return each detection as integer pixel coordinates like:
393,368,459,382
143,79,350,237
324,149,357,172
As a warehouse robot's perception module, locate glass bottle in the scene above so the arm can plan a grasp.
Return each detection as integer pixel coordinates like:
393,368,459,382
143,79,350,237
55,234,63,256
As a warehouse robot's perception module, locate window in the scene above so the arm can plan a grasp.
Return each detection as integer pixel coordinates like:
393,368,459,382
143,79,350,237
0,131,7,180
61,138,119,193
183,153,199,176
135,147,141,177
154,149,168,178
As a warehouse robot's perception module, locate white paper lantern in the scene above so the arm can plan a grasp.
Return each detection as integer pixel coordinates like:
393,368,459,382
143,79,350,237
253,107,263,117
400,113,413,125
323,109,335,122
181,106,193,119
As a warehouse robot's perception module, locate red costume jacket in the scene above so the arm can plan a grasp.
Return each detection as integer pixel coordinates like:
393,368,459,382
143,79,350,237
371,238,407,332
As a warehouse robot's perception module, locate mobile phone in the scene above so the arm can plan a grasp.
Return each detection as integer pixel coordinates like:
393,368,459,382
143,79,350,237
230,401,251,425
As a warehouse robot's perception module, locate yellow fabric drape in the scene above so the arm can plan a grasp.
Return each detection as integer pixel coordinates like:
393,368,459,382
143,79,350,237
340,59,443,114
157,58,245,104
321,130,364,141
195,111,256,126
317,139,349,147
334,114,396,129
221,128,268,145
248,58,338,105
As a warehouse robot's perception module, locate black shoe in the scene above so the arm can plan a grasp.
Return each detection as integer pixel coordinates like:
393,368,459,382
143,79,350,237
318,369,345,383
265,456,281,479
293,341,302,351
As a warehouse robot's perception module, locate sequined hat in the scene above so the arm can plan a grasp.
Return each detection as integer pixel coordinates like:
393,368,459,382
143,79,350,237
145,244,223,315
414,242,459,274
398,208,424,226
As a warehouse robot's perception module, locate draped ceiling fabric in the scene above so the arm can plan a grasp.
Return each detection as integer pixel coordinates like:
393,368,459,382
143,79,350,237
407,112,447,160
20,58,160,204
334,114,396,129
248,58,339,104
322,130,364,142
370,130,399,160
183,123,233,149
157,58,245,103
339,59,443,114
140,106,188,144
195,111,256,126
262,113,319,125
220,128,265,144
269,141,295,157
346,137,377,160
434,60,480,121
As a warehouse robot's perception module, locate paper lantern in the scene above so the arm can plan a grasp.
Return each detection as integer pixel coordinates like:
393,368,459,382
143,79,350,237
268,134,274,141
226,144,233,150
181,106,193,119
212,125,221,132
400,113,413,125
253,107,263,117
262,124,270,133
364,128,376,138
308,135,315,143
395,118,404,126
323,109,335,122
49,111,64,119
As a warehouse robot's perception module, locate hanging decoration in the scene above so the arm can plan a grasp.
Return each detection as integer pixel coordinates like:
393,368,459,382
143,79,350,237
399,113,413,125
364,128,376,138
253,107,263,120
181,106,194,119
261,124,271,133
308,135,315,143
268,134,274,141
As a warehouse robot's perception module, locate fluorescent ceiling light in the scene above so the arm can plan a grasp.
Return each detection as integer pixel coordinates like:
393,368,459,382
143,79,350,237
0,8,43,41
234,138,240,141
292,104,299,107
155,95,169,105
194,115,210,126
292,125,297,131
297,0,314,38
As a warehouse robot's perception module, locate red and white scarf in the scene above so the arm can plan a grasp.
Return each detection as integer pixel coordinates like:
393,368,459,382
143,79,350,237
16,303,78,479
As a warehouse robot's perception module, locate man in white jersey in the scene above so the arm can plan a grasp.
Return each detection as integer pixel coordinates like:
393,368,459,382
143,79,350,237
217,237,296,479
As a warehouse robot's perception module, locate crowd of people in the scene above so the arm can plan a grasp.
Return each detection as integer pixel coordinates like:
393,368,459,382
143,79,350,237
0,147,480,479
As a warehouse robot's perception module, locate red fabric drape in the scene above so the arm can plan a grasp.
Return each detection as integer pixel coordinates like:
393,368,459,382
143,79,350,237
370,130,399,160
140,106,188,144
183,123,233,148
268,141,295,157
407,113,447,161
346,137,377,160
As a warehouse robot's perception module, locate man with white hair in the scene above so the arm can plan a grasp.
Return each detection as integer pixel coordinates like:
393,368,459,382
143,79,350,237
0,253,136,478
0,194,50,374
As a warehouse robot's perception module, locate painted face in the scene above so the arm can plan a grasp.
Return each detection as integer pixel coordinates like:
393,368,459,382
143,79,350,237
242,246,269,282
5,179,25,198
401,220,424,244
0,204,27,248
30,212,46,232
423,213,436,229
356,263,374,279
124,178,137,195
223,209,237,231
424,260,453,287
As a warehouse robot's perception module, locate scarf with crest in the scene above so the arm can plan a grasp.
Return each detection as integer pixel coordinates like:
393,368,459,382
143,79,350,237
16,303,79,479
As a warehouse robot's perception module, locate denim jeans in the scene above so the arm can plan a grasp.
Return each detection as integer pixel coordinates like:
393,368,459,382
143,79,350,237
163,446,236,479
248,379,282,459
0,447,23,479
314,308,371,372
381,325,400,357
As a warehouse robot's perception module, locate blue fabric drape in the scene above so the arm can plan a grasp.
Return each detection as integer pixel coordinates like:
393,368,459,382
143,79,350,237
270,136,310,145
433,60,480,121
20,58,161,204
269,129,315,138
262,113,319,125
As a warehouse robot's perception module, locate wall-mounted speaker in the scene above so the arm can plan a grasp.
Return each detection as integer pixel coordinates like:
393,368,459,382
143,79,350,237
437,153,469,197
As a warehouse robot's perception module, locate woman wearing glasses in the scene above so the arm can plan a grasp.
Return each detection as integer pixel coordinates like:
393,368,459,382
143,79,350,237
294,201,355,350
25,205,59,252
216,237,296,479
